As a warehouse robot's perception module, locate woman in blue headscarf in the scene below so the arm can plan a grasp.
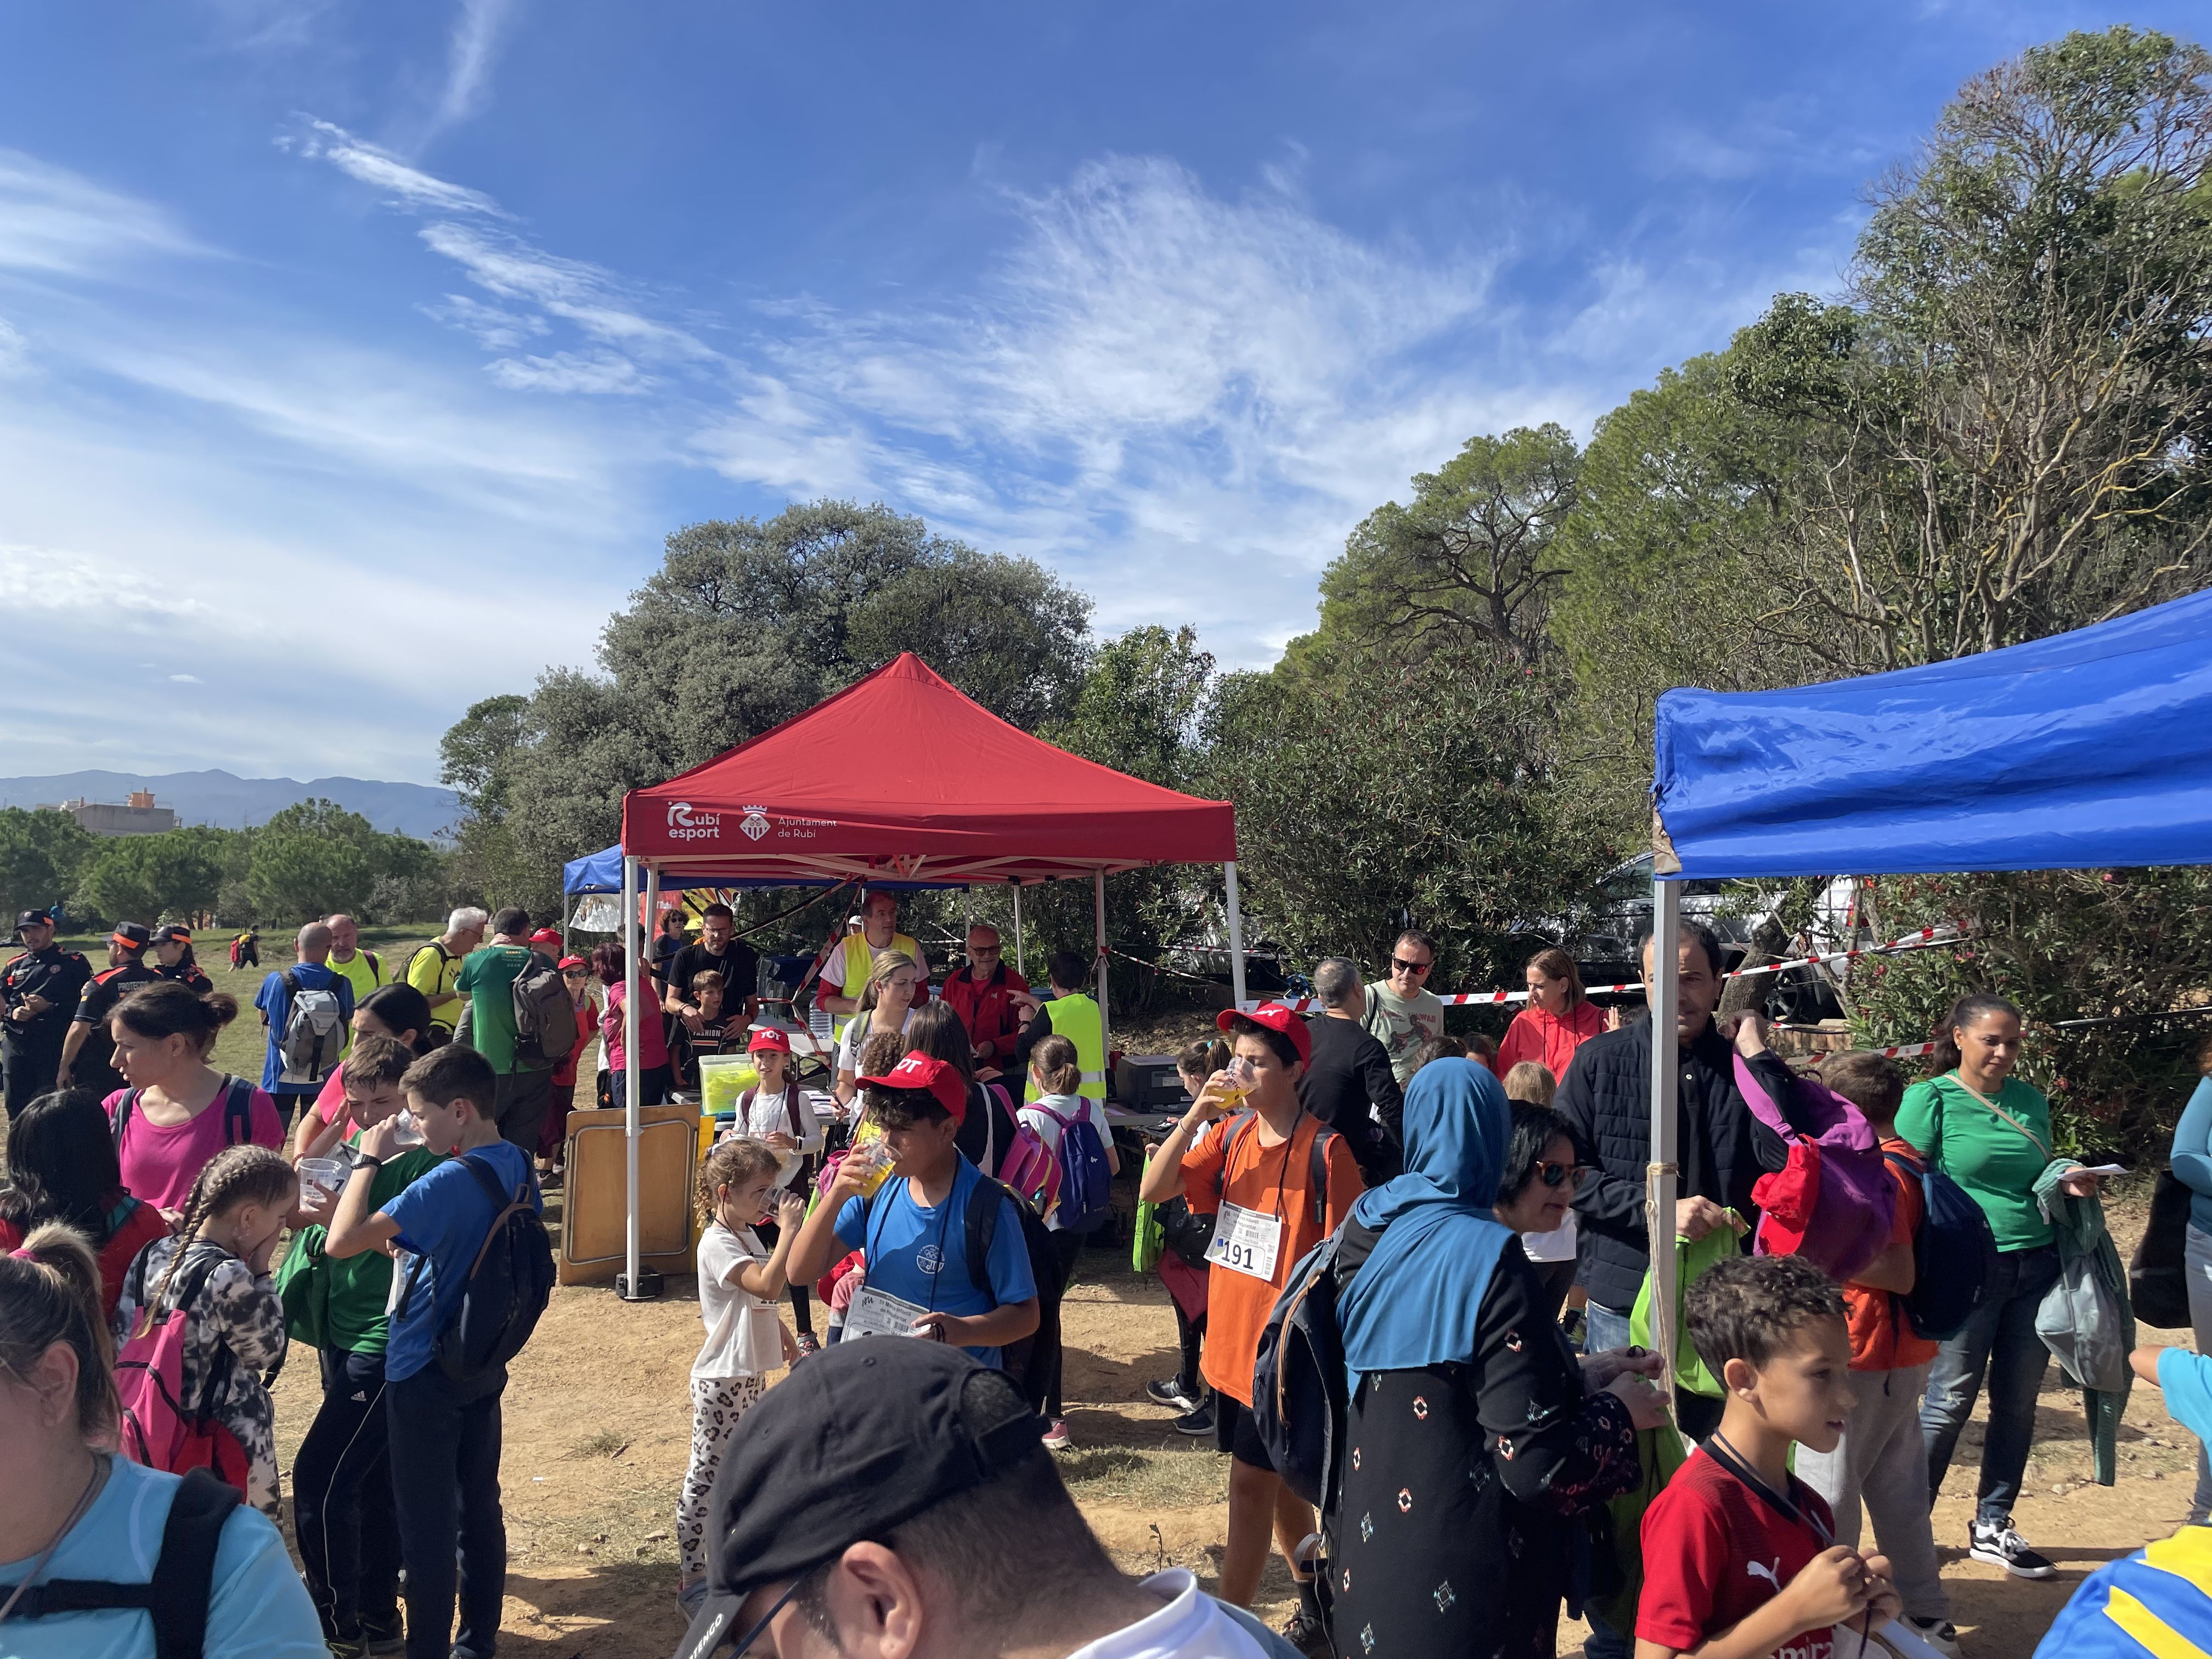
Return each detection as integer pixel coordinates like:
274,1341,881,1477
1329,1058,1665,1658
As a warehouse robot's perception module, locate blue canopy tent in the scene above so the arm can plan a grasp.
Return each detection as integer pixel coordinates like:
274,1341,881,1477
1635,586,2212,1386
562,844,964,895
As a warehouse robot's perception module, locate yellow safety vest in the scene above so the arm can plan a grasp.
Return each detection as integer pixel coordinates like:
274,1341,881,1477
1026,992,1106,1103
831,930,922,1036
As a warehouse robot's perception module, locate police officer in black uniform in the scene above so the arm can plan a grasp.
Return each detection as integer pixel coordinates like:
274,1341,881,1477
59,921,162,1101
2,910,91,1119
151,924,214,995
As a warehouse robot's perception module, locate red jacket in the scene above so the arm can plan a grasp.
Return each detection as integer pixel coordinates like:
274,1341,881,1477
940,963,1031,1066
1497,999,1607,1087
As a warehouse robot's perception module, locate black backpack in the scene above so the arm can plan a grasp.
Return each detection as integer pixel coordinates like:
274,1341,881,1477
1252,1217,1381,1509
1,1467,239,1659
1883,1148,1999,1342
396,1155,555,1389
113,1077,253,1156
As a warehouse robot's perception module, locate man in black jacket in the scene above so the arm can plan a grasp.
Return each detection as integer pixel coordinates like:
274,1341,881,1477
1554,922,1803,1386
1297,957,1403,1184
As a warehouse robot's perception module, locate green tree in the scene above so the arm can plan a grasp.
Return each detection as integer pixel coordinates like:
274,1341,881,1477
0,809,95,923
73,828,233,925
243,799,398,923
455,500,1096,921
1294,425,1580,670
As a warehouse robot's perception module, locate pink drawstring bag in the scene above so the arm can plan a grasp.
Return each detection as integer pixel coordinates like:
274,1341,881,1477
1735,1055,1896,1283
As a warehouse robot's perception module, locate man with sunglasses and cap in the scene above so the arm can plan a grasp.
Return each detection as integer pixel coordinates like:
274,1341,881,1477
1361,928,1446,1086
2,909,91,1118
150,922,214,994
673,1338,1302,1659
58,919,162,1098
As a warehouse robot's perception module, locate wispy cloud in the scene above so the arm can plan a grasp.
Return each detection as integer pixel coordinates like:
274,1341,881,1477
0,150,208,277
431,0,521,138
282,119,509,217
0,543,217,623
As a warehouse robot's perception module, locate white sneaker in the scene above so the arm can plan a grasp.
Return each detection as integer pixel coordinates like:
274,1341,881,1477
1968,1515,2056,1578
1905,1617,1961,1657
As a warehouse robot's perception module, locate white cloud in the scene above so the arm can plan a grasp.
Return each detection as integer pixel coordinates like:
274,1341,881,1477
0,150,207,277
0,543,217,623
0,318,25,375
169,673,202,684
283,119,509,218
488,349,649,395
432,0,521,137
419,292,547,349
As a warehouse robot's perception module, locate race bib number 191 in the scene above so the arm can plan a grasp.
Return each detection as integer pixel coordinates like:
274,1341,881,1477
1205,1199,1283,1282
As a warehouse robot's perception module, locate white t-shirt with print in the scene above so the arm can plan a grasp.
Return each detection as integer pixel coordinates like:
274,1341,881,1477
1018,1092,1112,1233
1063,1570,1279,1659
736,1082,825,1153
693,1221,784,1380
836,1007,916,1078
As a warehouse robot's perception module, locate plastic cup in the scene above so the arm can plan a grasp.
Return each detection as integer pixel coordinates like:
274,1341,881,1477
297,1157,348,1202
845,1126,896,1198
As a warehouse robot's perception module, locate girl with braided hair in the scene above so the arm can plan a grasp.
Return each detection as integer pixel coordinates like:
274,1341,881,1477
114,1146,297,1515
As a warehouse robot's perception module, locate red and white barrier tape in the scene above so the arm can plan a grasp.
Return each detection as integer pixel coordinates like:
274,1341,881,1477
1234,924,1964,1015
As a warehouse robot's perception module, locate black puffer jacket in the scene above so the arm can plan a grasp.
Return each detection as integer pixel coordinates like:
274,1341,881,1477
1554,1017,1801,1312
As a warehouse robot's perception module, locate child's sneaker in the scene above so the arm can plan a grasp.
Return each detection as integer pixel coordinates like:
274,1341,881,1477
1904,1617,1960,1657
1968,1515,2056,1578
1041,1418,1071,1451
1172,1400,1215,1437
1146,1376,1200,1412
795,1333,822,1359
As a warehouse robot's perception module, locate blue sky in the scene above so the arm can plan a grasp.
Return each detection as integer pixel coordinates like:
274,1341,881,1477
0,2,2196,785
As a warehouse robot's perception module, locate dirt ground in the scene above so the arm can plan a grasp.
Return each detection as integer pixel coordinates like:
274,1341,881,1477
267,1186,2205,1659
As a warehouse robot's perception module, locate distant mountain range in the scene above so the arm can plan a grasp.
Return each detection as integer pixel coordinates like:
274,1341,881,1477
0,770,461,842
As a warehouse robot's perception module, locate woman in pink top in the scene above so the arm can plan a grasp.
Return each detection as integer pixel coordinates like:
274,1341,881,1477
105,980,285,1215
596,940,672,1105
1496,947,1611,1082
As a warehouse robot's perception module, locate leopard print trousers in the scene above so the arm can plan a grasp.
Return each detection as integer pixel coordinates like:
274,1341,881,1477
678,1374,771,1584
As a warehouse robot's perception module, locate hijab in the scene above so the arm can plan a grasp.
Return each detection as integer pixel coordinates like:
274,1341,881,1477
1337,1058,1518,1379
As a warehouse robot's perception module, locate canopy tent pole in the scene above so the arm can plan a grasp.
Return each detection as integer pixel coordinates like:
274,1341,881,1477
1012,883,1025,977
1645,875,1682,1398
1093,868,1111,1090
619,855,646,1300
1223,861,1248,1009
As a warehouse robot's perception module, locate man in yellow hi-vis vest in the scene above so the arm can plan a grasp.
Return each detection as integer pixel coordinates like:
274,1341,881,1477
1012,949,1107,1103
817,889,929,1026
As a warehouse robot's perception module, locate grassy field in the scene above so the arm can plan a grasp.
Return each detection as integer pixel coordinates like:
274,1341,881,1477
43,921,451,1084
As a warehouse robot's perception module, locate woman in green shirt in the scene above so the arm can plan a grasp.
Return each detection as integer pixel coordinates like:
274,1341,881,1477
1901,993,2098,1583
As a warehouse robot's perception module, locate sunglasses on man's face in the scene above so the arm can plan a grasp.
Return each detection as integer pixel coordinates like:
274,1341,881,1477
1391,958,1433,975
1535,1160,1584,1189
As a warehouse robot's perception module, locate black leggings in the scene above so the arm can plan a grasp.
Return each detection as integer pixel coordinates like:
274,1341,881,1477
1172,1297,1207,1400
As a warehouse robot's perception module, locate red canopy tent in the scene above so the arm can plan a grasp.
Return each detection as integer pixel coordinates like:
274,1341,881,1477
604,653,1246,1296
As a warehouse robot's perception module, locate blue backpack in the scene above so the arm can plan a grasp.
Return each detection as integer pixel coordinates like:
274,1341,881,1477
1884,1148,1999,1342
1037,1103,1115,1233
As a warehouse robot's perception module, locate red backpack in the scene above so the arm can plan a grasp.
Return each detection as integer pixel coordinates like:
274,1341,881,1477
115,1244,252,1497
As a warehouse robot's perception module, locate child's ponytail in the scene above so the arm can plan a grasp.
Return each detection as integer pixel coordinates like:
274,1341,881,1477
1032,1034,1084,1098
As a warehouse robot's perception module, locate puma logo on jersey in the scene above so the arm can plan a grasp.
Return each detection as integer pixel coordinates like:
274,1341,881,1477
1746,1558,1784,1594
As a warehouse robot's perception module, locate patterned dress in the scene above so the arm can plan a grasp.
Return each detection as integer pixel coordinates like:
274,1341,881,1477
115,1237,290,1515
1329,1252,1639,1658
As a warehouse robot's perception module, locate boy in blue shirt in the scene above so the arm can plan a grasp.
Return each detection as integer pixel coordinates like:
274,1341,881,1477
328,1043,541,1659
2030,1345,2212,1658
788,1050,1039,1368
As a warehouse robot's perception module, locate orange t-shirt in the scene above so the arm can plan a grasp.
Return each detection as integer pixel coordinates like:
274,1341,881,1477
1178,1109,1364,1406
1842,1137,1941,1372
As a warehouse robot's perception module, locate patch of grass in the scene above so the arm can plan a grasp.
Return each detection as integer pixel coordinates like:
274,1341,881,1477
1055,1443,1229,1508
569,1429,633,1460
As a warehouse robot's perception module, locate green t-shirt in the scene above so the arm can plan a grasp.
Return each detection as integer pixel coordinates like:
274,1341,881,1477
326,1142,445,1353
1895,1073,2056,1252
1362,982,1445,1085
456,945,535,1074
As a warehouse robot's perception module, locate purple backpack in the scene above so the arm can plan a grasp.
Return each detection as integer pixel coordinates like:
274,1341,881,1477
1734,1054,1895,1283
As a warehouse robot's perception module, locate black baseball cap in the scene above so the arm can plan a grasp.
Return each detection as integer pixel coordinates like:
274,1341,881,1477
674,1341,1045,1659
151,924,192,945
14,910,52,930
111,922,153,952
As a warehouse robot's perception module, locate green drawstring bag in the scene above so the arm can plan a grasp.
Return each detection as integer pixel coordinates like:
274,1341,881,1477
1629,1209,1745,1399
1131,1199,1165,1273
276,1223,331,1350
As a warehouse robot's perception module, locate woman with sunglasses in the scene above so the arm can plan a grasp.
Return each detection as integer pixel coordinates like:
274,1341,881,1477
1330,1059,1667,1659
1361,929,1446,1087
1494,1089,1584,1321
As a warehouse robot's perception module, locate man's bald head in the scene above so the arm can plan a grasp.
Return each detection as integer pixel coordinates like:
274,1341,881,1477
297,921,333,963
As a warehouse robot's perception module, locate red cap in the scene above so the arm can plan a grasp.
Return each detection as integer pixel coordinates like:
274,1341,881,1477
1218,1001,1312,1065
530,928,562,949
557,955,586,972
857,1051,966,1123
747,1026,793,1055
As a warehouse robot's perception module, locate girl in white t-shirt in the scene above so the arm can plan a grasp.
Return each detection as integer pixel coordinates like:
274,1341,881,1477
1017,1035,1121,1449
678,1138,804,1609
725,1028,826,1355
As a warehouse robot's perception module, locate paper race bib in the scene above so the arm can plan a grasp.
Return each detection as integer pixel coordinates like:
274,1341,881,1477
844,1284,932,1341
1204,1199,1283,1282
